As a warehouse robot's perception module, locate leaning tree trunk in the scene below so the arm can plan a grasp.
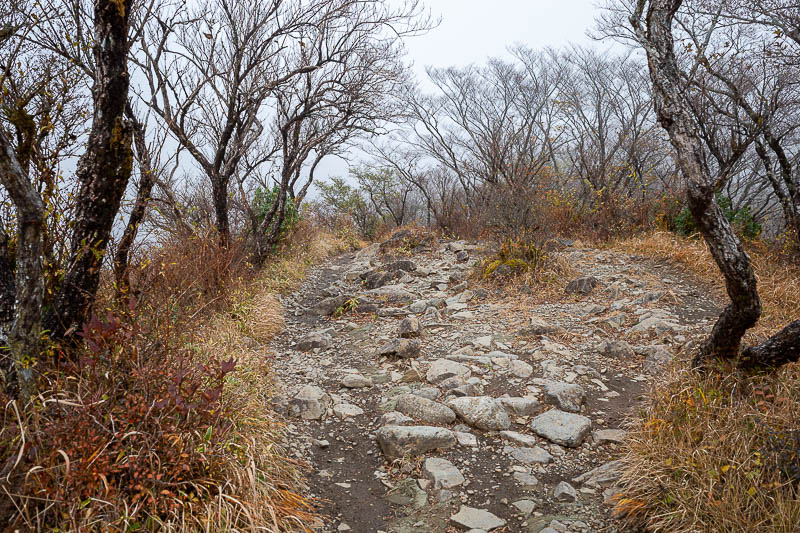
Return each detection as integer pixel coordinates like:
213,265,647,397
633,0,800,370
44,0,134,340
114,107,156,297
0,129,45,400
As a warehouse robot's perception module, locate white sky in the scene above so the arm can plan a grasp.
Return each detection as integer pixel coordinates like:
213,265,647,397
315,0,607,184
406,0,600,73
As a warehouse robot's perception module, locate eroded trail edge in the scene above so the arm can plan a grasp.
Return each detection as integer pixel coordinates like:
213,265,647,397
269,238,717,533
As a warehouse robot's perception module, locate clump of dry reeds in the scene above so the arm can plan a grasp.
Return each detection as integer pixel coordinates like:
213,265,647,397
618,360,800,532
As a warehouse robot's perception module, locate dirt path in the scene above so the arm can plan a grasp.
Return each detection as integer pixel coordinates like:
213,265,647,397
268,238,717,533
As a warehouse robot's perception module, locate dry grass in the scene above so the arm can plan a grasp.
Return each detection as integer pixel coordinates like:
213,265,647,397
612,231,800,339
0,224,360,532
609,231,800,532
618,360,800,532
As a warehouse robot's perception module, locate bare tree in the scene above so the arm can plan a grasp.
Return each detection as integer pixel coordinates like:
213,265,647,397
629,0,800,369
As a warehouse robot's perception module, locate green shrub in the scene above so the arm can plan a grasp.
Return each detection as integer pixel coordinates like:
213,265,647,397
673,193,761,240
253,185,301,242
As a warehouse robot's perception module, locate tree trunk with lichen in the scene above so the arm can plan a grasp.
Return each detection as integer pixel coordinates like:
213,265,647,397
44,0,134,339
114,107,156,297
633,0,800,370
0,128,44,400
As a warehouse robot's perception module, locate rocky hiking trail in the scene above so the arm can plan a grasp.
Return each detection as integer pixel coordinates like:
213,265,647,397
268,236,719,533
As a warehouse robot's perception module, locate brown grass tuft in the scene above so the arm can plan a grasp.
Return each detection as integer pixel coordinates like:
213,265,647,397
618,359,800,532
612,231,800,339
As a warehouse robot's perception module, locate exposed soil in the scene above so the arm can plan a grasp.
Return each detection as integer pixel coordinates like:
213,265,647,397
267,240,720,533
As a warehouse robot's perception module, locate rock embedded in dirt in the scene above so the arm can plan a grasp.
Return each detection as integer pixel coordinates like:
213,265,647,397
573,460,624,489
396,394,456,425
427,358,471,384
412,387,441,400
498,397,539,417
296,331,333,352
375,425,456,459
514,472,539,487
553,481,578,502
333,403,364,418
450,505,506,531
565,275,599,295
398,316,423,338
455,431,478,447
311,294,351,316
423,457,465,489
530,409,592,447
543,382,586,413
512,499,536,516
593,429,626,444
504,445,554,464
523,316,562,335
289,385,331,420
379,411,414,426
500,430,539,447
447,396,511,431
641,345,673,373
386,259,417,272
509,359,533,378
455,250,470,262
341,374,372,388
377,338,421,359
597,339,635,359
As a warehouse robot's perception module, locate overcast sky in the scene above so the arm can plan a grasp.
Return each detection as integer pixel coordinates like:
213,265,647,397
316,0,608,185
406,0,600,73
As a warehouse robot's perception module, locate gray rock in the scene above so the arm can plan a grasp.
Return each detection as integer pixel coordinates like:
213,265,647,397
399,316,423,338
333,403,364,418
498,397,539,417
378,338,421,359
593,429,626,444
412,386,441,400
565,276,599,295
423,457,465,489
341,374,372,388
427,358,471,384
312,295,350,315
396,394,456,425
513,472,539,487
376,426,456,459
409,300,429,313
543,382,586,413
530,410,592,447
643,346,673,373
509,359,533,378
572,460,624,489
455,250,470,262
422,306,443,323
597,339,635,359
447,396,511,431
386,259,417,272
450,506,506,531
363,285,416,304
455,431,478,447
297,331,332,352
439,376,468,390
633,291,662,305
512,499,536,516
499,430,539,447
523,316,562,335
629,315,683,334
553,481,577,502
289,385,331,420
504,445,554,464
379,411,414,426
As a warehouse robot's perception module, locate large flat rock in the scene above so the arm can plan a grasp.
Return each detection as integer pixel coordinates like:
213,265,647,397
530,409,591,447
376,425,456,459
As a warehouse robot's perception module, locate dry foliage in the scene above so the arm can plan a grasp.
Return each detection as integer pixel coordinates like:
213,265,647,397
613,231,800,339
618,361,800,532
610,231,800,531
0,224,357,532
